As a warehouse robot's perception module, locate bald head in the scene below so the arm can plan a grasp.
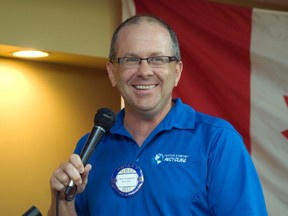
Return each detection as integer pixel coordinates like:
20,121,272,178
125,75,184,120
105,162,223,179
108,15,181,61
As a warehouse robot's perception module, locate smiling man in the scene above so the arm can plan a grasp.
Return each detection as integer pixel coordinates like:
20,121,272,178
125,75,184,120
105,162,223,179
106,16,183,146
48,15,267,216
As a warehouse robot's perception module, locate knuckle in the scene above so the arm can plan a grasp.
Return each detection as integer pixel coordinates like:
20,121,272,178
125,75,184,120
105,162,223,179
69,154,79,162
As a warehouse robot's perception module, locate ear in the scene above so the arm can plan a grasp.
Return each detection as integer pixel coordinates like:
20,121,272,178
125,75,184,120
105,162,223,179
174,61,183,87
106,62,117,87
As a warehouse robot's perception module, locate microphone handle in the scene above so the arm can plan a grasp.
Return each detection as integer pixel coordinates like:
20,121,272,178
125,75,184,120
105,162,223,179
80,126,105,166
64,126,105,201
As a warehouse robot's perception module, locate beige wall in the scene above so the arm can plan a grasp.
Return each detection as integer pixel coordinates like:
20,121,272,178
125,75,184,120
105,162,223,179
0,0,121,58
0,57,120,215
0,0,122,214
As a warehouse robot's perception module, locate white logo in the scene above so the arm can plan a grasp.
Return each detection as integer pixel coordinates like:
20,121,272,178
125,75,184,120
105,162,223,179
152,153,189,165
152,153,164,165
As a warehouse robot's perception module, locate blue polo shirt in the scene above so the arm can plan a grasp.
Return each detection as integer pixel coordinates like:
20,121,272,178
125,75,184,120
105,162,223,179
74,98,267,216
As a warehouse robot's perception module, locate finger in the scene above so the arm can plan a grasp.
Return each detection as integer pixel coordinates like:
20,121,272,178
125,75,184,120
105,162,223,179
60,162,82,185
77,164,92,193
69,154,85,174
82,164,92,184
50,168,70,192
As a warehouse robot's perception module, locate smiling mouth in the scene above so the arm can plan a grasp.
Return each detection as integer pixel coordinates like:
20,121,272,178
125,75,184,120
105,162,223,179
134,84,157,90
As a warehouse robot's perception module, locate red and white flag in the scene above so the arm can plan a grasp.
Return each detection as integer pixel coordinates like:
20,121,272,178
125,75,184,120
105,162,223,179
122,0,288,215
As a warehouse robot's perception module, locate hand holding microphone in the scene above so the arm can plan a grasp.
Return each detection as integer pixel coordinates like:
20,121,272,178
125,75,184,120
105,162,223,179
49,108,115,202
64,107,115,201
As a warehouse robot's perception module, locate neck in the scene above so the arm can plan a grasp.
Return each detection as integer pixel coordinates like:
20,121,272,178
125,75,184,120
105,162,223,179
124,100,174,147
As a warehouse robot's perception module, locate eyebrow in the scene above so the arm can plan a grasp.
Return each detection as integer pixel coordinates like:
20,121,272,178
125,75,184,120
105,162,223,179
121,51,166,57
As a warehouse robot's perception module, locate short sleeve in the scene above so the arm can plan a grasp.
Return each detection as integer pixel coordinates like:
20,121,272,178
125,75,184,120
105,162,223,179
206,128,267,215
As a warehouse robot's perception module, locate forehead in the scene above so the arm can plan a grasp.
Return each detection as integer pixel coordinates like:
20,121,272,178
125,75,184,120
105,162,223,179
116,22,172,56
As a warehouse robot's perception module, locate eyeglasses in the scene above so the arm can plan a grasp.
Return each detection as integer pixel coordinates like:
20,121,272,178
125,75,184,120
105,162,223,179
110,56,178,69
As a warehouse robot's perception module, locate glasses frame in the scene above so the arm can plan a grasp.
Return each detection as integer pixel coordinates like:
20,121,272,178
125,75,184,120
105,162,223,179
110,56,178,69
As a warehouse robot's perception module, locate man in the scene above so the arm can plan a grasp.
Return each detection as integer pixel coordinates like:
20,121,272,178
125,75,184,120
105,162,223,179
48,15,267,215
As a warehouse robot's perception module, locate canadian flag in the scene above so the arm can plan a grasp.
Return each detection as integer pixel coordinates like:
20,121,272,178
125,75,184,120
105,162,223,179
122,0,288,215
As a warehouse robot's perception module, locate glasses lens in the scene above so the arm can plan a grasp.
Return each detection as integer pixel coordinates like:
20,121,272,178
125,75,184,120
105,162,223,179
116,56,176,69
148,57,169,66
121,57,139,66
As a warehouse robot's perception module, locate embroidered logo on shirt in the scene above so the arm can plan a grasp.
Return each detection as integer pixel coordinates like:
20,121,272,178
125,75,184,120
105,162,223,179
152,153,189,165
152,153,165,164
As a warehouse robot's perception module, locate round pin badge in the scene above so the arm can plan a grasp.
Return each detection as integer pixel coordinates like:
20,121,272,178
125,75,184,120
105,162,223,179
111,163,144,197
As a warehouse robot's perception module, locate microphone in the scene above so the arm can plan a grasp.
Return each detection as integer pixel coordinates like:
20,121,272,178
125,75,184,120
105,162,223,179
64,107,116,201
22,206,42,216
79,107,116,166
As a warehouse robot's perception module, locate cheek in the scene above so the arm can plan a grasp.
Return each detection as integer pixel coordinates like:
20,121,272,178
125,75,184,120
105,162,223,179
113,72,130,90
160,73,177,92
168,71,179,87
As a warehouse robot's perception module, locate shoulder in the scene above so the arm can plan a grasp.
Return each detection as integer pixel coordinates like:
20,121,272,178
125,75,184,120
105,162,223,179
195,111,237,133
193,111,245,153
174,98,241,136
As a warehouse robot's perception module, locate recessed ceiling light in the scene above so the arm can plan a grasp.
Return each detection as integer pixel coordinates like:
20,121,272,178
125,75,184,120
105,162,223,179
12,50,50,58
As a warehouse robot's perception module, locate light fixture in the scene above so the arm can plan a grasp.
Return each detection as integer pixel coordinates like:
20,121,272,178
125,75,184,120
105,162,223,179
12,50,50,58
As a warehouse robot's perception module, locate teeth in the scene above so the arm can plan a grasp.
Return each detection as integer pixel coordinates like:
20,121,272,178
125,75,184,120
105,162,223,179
134,85,156,90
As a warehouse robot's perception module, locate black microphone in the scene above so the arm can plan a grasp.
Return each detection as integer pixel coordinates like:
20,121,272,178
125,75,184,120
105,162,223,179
79,107,116,166
22,206,42,216
64,107,116,201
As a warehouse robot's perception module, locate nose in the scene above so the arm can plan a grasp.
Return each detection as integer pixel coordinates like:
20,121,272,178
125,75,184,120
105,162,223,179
136,60,153,78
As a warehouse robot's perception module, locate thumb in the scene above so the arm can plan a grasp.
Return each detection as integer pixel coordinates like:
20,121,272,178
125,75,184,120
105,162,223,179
82,164,92,184
78,164,92,193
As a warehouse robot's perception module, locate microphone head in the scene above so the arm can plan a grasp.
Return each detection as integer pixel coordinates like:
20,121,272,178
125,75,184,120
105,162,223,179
94,107,116,132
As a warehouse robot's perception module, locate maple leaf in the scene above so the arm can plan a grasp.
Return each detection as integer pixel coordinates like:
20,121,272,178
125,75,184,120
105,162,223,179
282,95,288,139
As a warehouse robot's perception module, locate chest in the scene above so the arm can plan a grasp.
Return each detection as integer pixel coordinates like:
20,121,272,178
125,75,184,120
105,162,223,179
84,130,209,214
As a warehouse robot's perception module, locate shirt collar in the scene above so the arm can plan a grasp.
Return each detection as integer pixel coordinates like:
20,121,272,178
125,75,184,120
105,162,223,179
110,98,195,136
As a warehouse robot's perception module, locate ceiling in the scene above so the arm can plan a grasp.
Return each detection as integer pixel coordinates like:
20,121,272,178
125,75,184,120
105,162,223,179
0,44,107,69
